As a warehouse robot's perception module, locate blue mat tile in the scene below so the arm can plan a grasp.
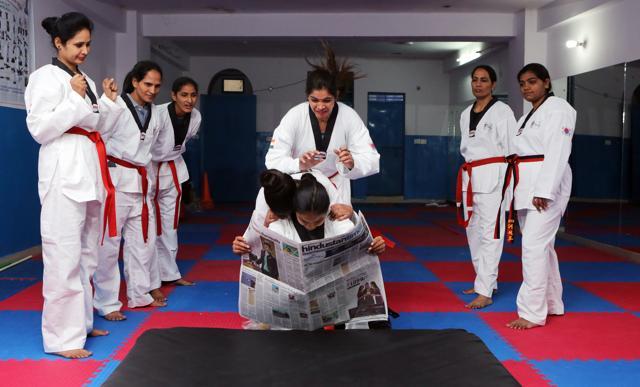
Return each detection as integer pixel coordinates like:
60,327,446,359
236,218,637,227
531,360,640,387
0,279,38,302
393,312,521,361
176,261,197,277
179,223,221,233
87,360,121,387
559,262,640,282
445,282,519,312
408,247,519,262
162,282,238,312
0,260,43,279
203,245,239,261
562,282,624,312
87,312,150,360
177,230,219,244
380,262,438,282
367,218,431,226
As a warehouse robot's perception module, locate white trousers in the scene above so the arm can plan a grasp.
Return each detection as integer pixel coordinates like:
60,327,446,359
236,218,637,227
464,190,505,298
94,190,159,312
155,186,182,282
516,194,569,325
41,182,101,353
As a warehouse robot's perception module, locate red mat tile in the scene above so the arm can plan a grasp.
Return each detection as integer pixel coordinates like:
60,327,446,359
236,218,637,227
555,247,625,262
481,312,640,360
423,262,522,282
576,282,640,311
0,282,43,311
384,282,467,312
176,244,211,260
216,225,250,245
378,245,417,262
183,260,240,282
376,226,468,247
501,360,551,387
121,282,177,312
0,359,104,387
114,311,245,360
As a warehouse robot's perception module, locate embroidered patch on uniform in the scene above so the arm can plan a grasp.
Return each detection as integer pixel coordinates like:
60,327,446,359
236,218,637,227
563,127,572,135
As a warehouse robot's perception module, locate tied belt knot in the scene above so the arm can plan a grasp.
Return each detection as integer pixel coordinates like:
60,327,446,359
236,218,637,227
154,160,182,236
65,127,117,243
455,156,507,228
493,154,545,243
107,156,150,243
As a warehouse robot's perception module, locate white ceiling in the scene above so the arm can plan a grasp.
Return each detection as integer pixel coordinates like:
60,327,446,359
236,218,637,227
100,0,555,14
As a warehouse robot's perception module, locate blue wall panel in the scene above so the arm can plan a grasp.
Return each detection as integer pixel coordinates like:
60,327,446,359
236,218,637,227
404,136,451,200
0,106,40,257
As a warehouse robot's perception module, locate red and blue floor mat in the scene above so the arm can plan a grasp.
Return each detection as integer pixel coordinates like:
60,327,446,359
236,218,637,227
0,204,638,386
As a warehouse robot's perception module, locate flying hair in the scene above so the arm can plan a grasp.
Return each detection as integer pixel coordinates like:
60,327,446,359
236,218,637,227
305,41,365,99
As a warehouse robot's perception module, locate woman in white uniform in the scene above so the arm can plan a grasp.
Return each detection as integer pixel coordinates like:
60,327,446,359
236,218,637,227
457,65,517,309
151,77,202,286
93,61,165,321
25,12,123,358
506,63,576,329
265,46,379,203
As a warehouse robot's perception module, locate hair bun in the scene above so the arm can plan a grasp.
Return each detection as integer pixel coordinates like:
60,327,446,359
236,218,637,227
299,173,317,184
41,17,58,36
260,169,285,193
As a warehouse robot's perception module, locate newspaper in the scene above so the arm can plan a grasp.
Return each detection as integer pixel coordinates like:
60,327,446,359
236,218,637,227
238,211,388,330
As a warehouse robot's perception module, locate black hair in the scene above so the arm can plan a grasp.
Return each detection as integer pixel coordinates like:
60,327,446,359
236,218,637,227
305,41,364,99
41,12,93,48
172,76,199,94
293,174,330,215
260,169,296,218
471,64,497,83
122,60,163,94
517,63,553,93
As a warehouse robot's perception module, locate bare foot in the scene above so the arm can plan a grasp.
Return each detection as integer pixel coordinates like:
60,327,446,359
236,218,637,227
148,299,167,307
104,311,127,321
150,288,167,302
54,349,92,359
174,278,195,286
465,295,493,309
506,317,541,330
88,328,109,337
462,288,475,295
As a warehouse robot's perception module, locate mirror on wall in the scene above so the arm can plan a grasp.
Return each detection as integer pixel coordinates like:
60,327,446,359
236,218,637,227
563,60,640,254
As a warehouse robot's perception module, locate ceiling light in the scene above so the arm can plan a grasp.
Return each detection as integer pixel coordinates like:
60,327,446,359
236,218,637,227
457,51,481,65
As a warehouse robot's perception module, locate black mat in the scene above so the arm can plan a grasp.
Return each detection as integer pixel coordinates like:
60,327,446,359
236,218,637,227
104,328,519,387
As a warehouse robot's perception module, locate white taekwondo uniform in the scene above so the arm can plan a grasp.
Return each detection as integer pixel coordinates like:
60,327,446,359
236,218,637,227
25,60,123,353
510,95,575,325
458,99,516,298
150,102,201,282
94,93,162,311
265,102,380,203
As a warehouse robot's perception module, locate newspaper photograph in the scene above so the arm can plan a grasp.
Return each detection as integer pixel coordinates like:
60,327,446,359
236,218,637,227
238,212,388,330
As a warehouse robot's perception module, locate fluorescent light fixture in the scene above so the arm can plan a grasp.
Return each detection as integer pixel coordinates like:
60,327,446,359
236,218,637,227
456,51,481,65
565,40,585,48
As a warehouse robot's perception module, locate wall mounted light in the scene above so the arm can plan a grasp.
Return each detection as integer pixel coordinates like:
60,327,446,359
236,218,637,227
565,40,585,48
456,51,481,65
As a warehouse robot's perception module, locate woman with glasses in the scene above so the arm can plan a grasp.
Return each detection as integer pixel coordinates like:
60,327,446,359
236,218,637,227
265,45,379,203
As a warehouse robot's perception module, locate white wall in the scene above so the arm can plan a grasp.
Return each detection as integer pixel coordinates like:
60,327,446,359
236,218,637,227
545,0,640,80
32,0,120,84
189,55,450,136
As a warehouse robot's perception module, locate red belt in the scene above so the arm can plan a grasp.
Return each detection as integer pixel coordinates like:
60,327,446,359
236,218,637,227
107,155,150,243
153,160,182,236
493,154,545,243
65,127,117,243
455,156,507,227
327,171,339,188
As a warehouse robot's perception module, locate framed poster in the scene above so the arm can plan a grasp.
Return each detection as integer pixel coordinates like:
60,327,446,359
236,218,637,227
0,0,30,108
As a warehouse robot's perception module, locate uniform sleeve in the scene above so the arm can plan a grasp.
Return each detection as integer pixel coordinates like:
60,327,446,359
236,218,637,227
25,72,94,145
96,93,124,140
533,108,576,200
265,109,301,173
187,109,202,143
497,107,517,156
311,170,339,205
338,113,380,179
